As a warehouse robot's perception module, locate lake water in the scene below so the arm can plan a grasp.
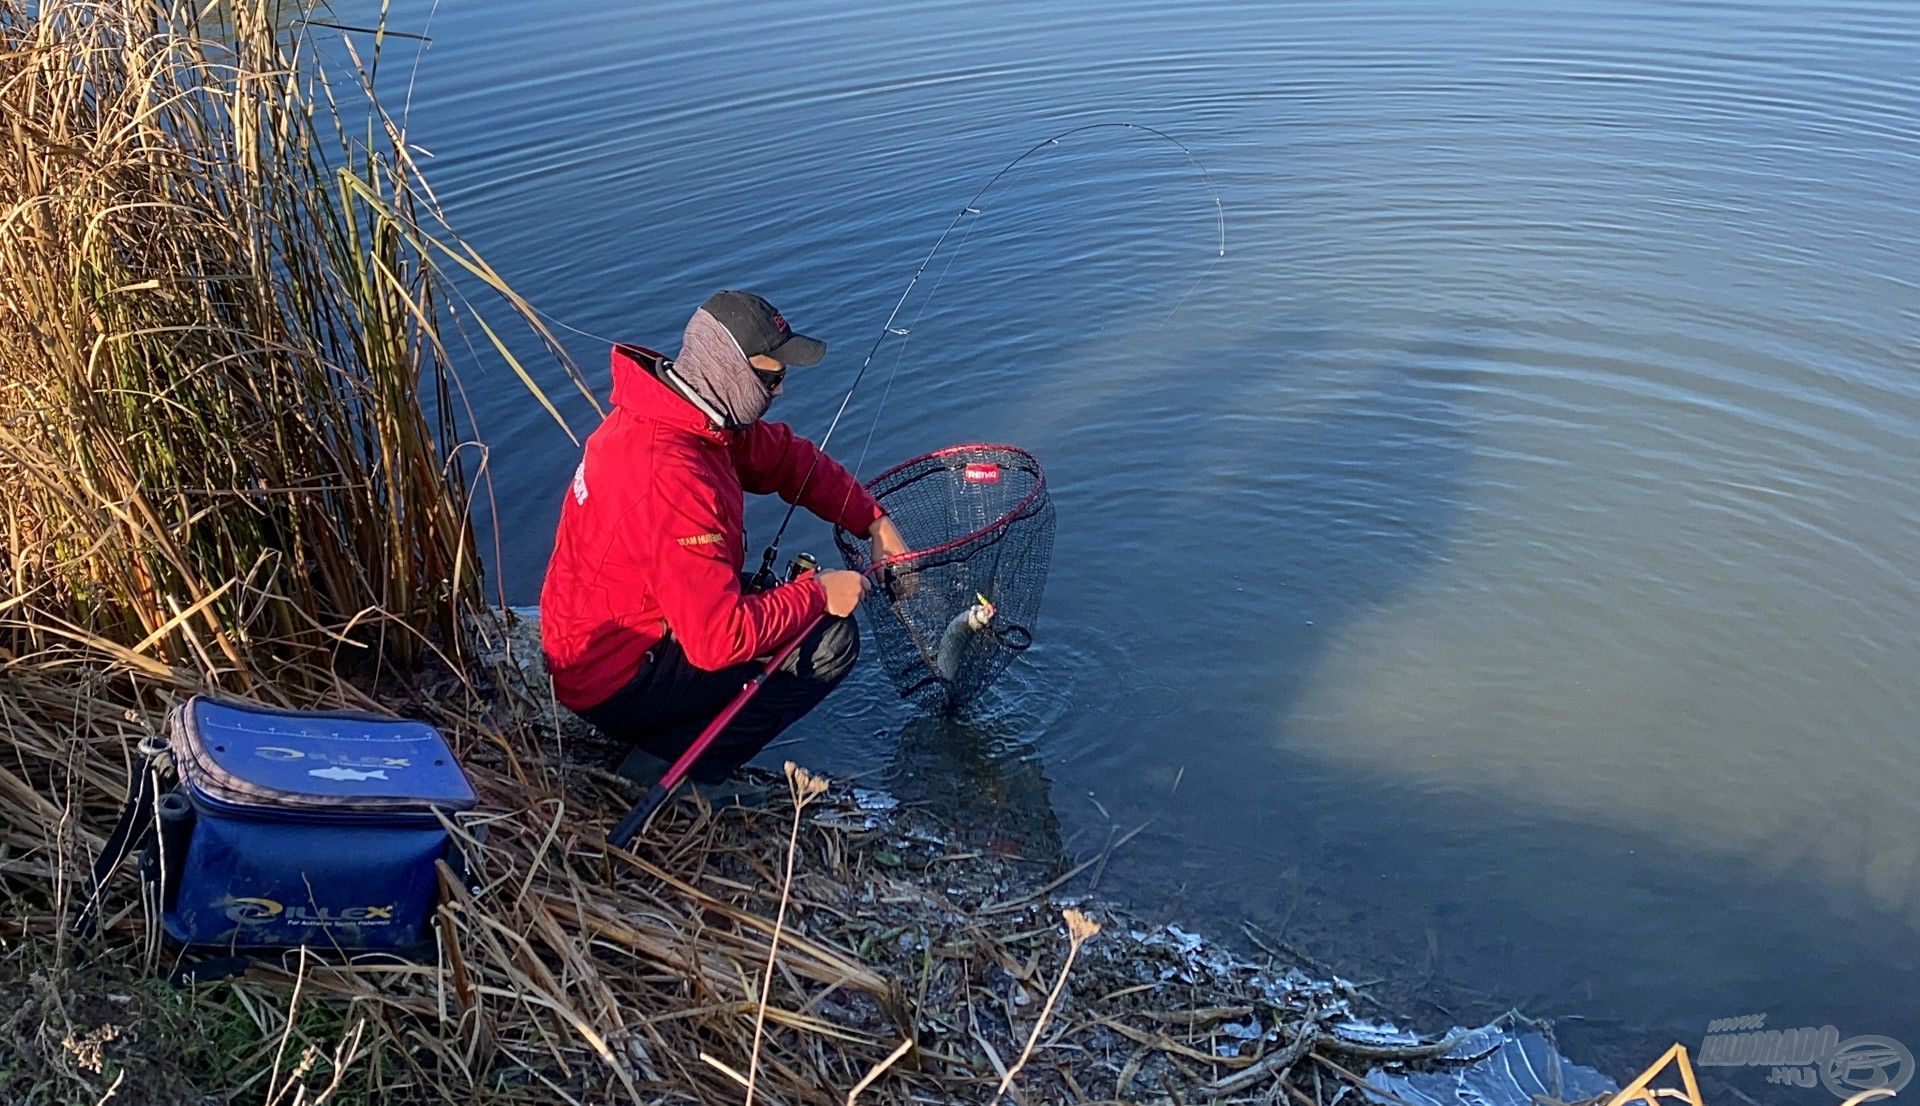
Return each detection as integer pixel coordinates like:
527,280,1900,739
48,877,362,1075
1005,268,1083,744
369,0,1920,1084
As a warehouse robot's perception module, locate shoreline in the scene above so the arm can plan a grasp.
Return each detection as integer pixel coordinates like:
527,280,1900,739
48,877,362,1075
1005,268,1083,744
2,713,1618,1104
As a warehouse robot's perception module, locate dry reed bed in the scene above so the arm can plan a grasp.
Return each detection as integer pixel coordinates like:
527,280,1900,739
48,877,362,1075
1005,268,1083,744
0,0,588,698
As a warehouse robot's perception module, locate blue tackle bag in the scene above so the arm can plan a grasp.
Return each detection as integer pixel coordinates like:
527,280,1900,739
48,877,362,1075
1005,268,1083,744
84,696,478,955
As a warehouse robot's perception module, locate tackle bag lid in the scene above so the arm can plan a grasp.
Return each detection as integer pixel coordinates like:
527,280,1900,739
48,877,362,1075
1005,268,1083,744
172,696,477,814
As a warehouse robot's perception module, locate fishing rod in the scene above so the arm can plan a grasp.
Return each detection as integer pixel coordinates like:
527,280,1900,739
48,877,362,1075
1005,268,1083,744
749,121,1228,589
606,610,829,847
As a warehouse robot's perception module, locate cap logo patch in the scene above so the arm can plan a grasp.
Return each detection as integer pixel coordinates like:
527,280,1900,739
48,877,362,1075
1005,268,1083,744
770,312,788,334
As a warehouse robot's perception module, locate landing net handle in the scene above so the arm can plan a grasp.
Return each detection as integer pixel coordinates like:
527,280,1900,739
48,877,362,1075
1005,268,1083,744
606,606,830,848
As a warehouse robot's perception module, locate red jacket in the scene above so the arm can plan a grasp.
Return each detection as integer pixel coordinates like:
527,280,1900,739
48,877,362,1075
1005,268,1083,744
539,344,884,710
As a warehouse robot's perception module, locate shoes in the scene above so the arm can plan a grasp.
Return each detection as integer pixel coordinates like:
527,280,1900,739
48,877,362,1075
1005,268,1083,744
614,746,672,787
613,747,767,809
689,774,769,809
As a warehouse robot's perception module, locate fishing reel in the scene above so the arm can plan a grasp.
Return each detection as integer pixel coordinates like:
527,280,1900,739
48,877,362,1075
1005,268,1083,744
747,550,817,592
784,552,818,583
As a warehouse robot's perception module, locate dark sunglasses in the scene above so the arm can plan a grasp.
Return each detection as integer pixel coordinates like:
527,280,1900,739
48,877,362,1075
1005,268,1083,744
751,363,787,391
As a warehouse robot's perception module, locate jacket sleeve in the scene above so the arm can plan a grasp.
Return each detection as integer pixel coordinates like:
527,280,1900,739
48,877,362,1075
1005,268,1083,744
641,478,827,671
733,421,886,538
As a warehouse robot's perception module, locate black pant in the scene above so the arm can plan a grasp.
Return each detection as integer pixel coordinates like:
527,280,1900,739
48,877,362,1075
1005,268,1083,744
578,617,859,784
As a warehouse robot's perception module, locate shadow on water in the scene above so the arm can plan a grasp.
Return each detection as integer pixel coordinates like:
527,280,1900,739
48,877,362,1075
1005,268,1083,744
862,314,1487,921
1211,329,1485,726
1148,737,1920,1090
787,312,1920,1086
1026,315,1489,812
1064,332,1920,1084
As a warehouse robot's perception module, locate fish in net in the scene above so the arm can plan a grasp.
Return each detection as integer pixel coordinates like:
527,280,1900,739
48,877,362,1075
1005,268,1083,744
835,444,1054,711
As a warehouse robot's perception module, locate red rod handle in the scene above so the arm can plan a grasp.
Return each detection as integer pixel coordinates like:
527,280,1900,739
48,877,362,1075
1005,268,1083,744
607,612,828,848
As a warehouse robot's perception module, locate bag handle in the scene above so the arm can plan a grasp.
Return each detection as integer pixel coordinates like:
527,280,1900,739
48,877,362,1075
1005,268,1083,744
74,732,171,940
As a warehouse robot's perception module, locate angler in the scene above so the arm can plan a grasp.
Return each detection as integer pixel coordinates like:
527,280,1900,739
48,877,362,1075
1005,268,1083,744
548,125,1216,837
539,290,912,791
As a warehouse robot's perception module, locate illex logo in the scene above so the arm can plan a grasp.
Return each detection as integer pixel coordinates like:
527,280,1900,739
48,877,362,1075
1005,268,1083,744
254,746,411,769
222,897,397,928
1700,1014,1912,1100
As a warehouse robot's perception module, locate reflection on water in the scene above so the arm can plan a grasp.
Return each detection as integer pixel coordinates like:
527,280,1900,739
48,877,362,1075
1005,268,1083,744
881,710,1064,872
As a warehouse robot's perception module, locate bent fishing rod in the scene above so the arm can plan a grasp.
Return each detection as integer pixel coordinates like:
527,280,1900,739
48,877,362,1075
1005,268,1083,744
748,120,1228,589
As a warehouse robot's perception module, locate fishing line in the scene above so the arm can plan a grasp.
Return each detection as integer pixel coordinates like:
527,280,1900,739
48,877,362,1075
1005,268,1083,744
529,307,622,349
759,120,1228,583
506,123,1228,586
843,190,987,487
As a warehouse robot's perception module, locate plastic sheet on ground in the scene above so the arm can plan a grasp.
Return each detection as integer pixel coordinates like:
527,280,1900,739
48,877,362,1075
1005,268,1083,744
1363,1029,1617,1106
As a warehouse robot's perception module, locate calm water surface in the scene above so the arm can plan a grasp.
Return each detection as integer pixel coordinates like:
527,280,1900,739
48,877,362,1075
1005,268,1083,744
371,0,1920,1080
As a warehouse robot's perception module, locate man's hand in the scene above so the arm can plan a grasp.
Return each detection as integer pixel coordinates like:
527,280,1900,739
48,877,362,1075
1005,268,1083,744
870,515,910,563
869,514,919,599
819,570,871,617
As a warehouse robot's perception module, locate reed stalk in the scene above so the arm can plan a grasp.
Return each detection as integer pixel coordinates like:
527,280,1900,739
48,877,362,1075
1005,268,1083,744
991,907,1100,1103
746,762,832,1105
0,0,582,702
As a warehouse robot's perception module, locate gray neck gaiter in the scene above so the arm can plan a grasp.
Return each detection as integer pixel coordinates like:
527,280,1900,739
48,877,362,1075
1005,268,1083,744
671,307,769,429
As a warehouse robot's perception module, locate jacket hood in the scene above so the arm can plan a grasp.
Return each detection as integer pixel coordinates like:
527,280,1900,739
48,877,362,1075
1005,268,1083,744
609,343,726,437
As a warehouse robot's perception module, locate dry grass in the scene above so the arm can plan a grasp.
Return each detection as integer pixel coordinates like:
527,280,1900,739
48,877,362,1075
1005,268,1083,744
0,0,586,701
993,908,1101,1103
2,672,1463,1105
0,2,1467,1103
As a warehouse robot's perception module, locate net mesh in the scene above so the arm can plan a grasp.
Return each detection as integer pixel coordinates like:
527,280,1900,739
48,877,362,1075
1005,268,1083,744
836,444,1054,711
